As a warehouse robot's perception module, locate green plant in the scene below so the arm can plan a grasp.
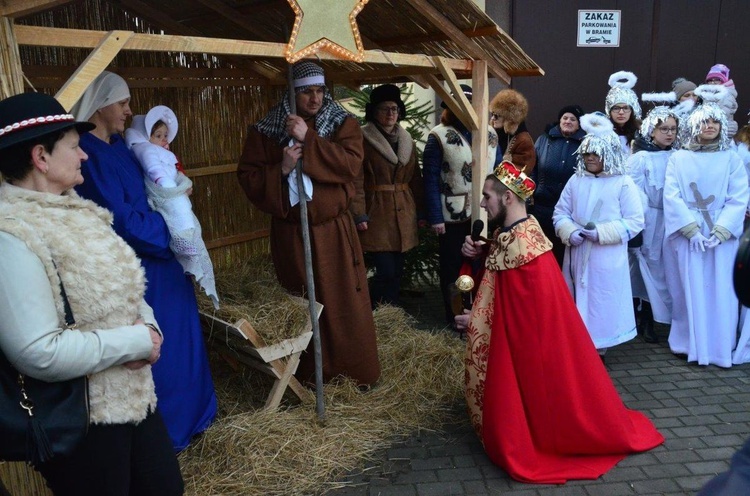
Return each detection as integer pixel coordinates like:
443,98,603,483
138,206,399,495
341,84,439,290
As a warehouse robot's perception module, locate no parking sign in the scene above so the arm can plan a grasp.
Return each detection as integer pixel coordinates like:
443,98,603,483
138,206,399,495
577,10,621,47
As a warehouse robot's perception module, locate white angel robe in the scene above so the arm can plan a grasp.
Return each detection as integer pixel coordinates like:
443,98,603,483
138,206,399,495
553,172,645,349
663,149,749,367
628,150,674,323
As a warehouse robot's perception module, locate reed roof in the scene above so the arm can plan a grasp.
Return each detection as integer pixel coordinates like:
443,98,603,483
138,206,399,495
6,0,542,89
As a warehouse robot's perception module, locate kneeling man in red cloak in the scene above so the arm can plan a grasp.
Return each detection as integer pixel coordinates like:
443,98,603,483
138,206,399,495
456,161,664,484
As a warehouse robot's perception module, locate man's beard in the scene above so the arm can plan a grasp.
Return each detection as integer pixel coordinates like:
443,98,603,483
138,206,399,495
487,202,507,232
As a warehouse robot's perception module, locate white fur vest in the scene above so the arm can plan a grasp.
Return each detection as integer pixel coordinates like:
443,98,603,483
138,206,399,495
430,124,498,222
0,183,156,425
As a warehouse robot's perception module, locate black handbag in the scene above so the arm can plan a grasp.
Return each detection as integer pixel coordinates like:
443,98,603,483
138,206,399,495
0,274,89,466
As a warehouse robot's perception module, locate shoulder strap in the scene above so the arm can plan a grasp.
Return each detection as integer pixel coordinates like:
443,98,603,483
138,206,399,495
51,260,76,328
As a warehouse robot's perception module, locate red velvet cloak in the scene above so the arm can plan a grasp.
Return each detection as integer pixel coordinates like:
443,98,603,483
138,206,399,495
465,217,663,484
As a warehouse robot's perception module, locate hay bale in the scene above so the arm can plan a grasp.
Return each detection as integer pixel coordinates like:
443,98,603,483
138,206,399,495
179,305,465,495
196,255,309,345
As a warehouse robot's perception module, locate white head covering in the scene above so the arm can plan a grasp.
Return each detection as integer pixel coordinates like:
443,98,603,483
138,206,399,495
605,70,642,120
684,84,730,150
71,71,130,121
145,105,178,143
575,112,627,175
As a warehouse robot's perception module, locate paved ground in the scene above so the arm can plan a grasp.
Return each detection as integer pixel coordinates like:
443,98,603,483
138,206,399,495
326,288,750,496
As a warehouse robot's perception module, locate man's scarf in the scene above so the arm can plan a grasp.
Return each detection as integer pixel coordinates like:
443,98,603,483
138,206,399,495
255,92,351,145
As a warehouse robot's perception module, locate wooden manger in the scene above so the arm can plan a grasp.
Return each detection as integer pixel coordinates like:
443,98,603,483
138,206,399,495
199,296,322,411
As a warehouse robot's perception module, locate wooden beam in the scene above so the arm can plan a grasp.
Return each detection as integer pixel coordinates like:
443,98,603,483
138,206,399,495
0,0,74,18
471,60,489,230
433,56,479,130
55,30,133,111
372,24,501,48
25,65,261,79
116,0,277,82
183,163,237,178
205,229,270,250
14,25,473,72
404,0,510,84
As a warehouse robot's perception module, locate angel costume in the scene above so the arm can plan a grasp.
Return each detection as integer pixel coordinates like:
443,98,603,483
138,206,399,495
663,91,749,366
627,105,681,325
554,113,644,350
125,106,218,308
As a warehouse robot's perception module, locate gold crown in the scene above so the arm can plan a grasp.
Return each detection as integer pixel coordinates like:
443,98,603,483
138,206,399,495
492,160,535,201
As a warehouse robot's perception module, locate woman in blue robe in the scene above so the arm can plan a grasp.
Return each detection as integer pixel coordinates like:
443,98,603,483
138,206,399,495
72,71,216,451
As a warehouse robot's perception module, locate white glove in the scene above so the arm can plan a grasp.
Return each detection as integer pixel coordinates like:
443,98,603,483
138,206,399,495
704,235,721,249
581,228,599,243
569,230,585,246
689,233,709,252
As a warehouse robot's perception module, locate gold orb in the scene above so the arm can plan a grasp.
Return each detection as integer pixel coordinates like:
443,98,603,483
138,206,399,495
455,274,474,292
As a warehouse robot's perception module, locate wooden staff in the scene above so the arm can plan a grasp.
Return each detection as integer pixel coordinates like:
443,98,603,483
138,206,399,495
287,63,325,421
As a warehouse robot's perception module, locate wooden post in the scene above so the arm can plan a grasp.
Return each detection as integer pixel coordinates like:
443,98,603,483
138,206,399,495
471,59,489,231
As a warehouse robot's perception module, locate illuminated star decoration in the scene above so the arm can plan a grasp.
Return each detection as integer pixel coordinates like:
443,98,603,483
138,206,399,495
286,0,369,63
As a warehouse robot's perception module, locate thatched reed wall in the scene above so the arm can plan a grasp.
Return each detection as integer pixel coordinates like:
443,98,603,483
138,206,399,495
15,0,286,269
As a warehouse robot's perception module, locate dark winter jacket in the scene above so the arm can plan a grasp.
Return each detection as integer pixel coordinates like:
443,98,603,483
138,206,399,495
532,124,586,208
494,121,536,174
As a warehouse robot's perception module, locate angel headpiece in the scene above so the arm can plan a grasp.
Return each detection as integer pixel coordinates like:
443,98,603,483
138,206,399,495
684,84,729,150
605,71,642,120
640,92,680,147
575,112,627,175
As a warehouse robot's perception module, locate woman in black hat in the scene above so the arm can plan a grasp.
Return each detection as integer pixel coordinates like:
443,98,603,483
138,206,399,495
350,84,423,307
531,104,586,267
0,92,183,495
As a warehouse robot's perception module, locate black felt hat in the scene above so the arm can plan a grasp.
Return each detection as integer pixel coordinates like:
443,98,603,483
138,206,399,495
0,92,95,151
365,84,406,122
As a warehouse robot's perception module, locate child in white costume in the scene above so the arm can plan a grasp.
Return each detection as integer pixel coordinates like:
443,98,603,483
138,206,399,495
125,105,219,308
663,86,748,367
553,112,645,354
627,99,681,343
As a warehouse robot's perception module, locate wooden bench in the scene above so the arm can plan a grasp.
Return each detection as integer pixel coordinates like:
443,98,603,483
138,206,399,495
199,296,322,411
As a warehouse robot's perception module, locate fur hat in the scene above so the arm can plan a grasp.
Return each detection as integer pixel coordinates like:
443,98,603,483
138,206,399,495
605,71,642,120
0,92,95,151
558,104,584,122
489,89,528,125
575,112,627,175
705,63,730,84
365,84,406,122
671,78,697,100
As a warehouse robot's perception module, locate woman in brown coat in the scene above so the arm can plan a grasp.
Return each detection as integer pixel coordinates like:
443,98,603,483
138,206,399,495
352,84,423,307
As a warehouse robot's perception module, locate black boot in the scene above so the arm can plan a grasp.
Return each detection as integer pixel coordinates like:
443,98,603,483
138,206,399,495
640,301,658,343
634,298,643,335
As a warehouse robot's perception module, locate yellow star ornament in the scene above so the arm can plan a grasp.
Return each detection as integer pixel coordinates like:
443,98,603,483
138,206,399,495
286,0,369,63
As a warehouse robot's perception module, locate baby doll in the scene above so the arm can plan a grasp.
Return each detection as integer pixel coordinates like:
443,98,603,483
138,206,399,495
125,105,219,308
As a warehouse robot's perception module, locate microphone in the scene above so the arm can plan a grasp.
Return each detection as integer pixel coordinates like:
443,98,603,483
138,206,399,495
471,219,485,241
584,222,596,230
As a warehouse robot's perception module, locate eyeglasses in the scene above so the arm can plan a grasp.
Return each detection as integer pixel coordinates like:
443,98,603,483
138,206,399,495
490,113,502,120
610,105,631,113
377,106,399,114
656,127,678,135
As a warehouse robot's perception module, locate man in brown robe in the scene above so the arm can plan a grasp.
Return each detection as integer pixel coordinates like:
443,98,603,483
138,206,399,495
237,61,380,386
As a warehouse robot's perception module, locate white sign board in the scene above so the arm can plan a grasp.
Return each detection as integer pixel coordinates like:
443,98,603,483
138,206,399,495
577,10,621,47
